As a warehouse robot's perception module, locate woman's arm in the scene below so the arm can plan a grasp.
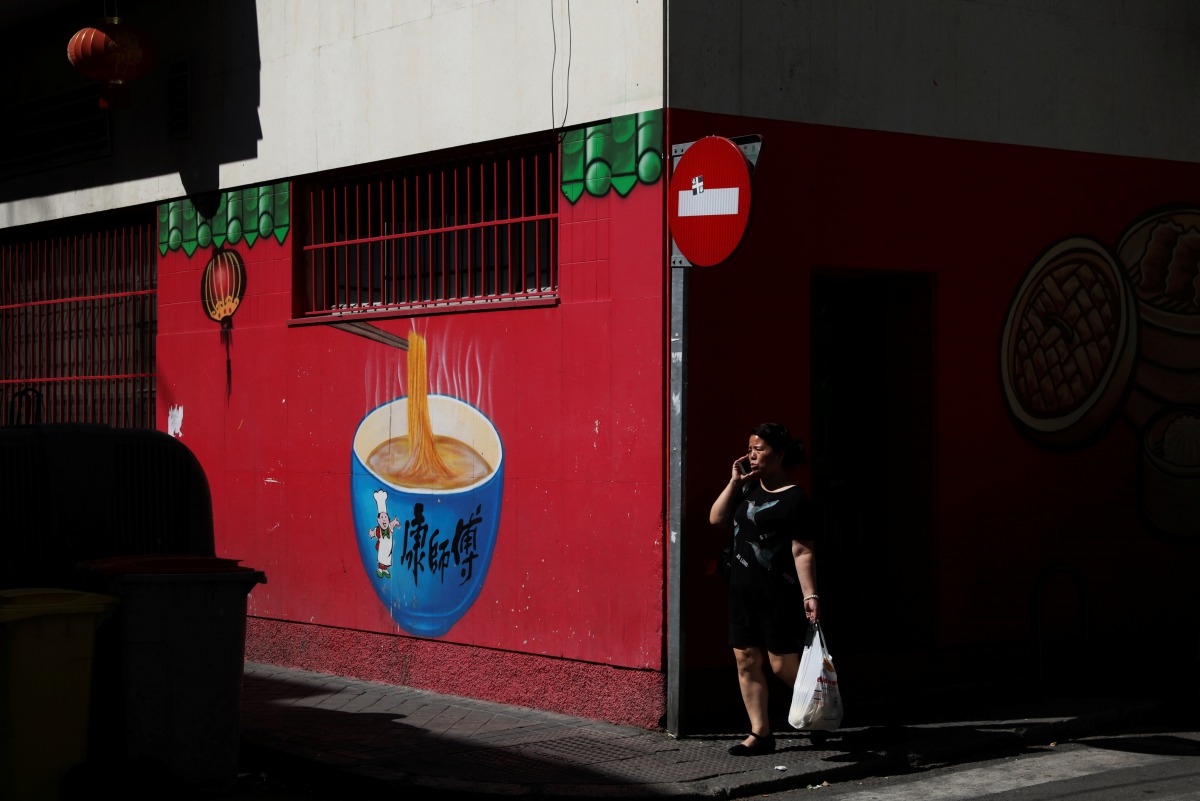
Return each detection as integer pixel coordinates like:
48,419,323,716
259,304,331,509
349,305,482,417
792,539,819,622
709,457,751,525
709,478,742,525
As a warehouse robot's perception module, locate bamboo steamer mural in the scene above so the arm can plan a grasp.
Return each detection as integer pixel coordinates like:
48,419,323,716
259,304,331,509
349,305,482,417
1000,238,1138,447
1001,206,1200,540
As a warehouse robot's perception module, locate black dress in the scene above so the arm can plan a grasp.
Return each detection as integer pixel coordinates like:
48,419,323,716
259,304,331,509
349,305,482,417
727,481,813,653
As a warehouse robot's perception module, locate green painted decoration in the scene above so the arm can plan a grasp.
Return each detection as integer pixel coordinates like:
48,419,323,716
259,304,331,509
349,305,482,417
561,129,586,204
561,109,662,204
158,181,290,257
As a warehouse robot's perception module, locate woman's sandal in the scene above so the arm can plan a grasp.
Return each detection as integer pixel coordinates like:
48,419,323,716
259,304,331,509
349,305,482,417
727,731,776,756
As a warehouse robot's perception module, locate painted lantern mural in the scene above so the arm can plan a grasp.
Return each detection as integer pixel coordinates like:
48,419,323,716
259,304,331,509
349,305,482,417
159,183,289,397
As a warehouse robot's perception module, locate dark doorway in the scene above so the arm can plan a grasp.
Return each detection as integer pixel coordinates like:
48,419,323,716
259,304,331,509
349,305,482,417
809,272,937,713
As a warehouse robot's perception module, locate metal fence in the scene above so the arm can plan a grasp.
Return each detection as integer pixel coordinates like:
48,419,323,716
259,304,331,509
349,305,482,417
300,140,558,318
1,216,156,427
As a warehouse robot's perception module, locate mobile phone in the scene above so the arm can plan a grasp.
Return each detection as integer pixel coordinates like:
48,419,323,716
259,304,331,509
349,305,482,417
737,458,751,475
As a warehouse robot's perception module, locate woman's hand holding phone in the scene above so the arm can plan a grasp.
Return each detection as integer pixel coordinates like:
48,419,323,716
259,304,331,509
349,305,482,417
732,455,755,482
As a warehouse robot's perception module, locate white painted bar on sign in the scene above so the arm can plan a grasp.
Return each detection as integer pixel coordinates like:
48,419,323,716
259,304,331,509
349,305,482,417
677,187,739,217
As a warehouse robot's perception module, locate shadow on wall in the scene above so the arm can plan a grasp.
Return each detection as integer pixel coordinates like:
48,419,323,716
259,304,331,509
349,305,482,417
0,0,262,205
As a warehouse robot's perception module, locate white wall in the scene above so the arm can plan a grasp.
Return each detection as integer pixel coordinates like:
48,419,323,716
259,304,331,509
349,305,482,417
669,0,1200,163
1,0,664,229
265,0,663,178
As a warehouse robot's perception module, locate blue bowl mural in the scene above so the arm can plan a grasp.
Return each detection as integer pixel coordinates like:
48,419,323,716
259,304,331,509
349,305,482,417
351,394,504,637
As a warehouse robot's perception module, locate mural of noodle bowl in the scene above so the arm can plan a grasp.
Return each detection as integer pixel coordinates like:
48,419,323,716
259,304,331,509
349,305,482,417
352,395,504,637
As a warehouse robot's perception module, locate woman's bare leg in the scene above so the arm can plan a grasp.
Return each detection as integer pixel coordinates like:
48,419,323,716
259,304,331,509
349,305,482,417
733,646,771,744
769,651,800,688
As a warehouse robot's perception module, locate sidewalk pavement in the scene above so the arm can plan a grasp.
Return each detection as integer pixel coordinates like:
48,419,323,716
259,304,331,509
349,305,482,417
237,661,1164,800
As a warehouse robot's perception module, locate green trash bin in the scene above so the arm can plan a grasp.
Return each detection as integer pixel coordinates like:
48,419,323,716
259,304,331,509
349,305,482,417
83,556,265,794
0,588,118,801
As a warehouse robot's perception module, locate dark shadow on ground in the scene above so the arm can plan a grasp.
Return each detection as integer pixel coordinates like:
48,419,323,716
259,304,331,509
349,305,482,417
231,670,770,801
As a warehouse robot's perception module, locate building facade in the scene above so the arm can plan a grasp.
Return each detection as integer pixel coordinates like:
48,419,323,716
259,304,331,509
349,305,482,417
3,1,1198,734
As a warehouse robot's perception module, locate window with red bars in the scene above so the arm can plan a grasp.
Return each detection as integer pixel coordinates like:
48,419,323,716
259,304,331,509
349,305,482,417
299,138,558,318
0,212,157,427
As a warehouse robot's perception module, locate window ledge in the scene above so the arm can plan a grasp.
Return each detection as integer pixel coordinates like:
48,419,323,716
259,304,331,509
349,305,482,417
290,294,559,327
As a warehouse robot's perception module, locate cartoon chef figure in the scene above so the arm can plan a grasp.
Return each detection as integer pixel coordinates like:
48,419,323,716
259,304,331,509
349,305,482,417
369,489,399,579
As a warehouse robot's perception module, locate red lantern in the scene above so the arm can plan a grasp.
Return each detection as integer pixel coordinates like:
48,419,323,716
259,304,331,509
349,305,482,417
201,248,247,327
201,247,246,397
67,18,156,109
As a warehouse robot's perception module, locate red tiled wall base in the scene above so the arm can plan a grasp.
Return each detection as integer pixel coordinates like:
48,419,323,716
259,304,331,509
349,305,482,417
246,617,666,730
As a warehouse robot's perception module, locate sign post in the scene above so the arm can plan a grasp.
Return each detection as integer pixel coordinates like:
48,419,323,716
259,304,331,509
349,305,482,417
666,134,757,735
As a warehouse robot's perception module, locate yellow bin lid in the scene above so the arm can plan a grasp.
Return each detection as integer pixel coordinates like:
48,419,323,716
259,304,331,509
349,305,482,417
0,588,119,624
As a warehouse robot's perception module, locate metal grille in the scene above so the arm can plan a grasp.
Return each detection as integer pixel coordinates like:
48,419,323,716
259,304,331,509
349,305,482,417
0,215,157,427
301,140,558,318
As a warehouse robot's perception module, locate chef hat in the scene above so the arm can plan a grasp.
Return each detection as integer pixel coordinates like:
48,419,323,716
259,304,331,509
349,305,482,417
373,489,389,516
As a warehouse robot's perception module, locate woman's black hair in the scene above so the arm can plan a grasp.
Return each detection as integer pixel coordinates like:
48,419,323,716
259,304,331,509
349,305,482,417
750,422,805,467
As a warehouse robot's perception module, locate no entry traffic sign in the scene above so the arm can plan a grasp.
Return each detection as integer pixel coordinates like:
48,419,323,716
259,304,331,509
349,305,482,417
668,136,753,266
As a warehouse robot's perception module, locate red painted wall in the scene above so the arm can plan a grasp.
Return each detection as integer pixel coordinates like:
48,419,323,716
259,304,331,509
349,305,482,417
153,109,1199,723
672,109,1199,690
155,162,668,695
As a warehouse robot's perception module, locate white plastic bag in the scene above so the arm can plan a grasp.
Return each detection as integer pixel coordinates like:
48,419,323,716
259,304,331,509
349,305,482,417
788,624,843,730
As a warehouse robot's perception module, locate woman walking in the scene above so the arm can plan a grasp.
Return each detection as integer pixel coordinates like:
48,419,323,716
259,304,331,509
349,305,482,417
709,422,818,755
